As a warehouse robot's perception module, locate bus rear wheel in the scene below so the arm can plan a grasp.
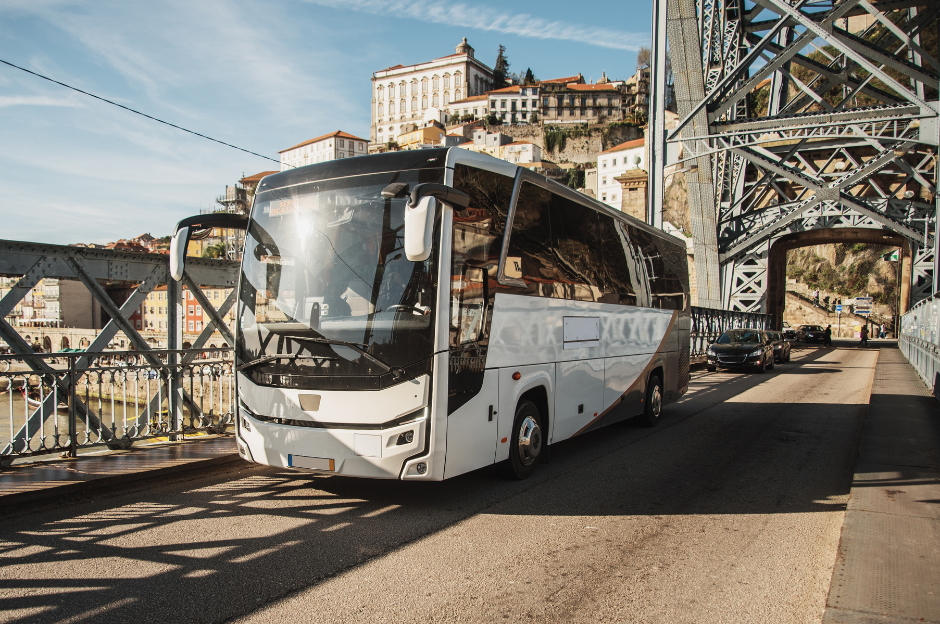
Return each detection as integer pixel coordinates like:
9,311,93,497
639,375,663,427
501,400,543,480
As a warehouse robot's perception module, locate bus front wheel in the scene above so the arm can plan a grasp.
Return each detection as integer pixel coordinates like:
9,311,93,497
501,400,543,480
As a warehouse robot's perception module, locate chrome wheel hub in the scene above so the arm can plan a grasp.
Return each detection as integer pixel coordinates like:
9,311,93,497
517,415,542,466
650,385,662,418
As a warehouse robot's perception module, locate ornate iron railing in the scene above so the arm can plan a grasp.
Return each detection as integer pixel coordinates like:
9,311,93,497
690,306,773,358
1,348,234,459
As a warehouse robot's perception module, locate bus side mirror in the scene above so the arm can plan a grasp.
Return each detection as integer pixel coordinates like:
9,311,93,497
405,196,438,262
168,212,250,281
170,226,191,281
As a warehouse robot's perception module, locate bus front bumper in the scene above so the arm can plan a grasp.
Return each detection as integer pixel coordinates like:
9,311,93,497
237,411,431,480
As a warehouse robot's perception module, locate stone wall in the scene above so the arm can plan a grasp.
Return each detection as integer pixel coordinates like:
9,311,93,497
482,123,643,165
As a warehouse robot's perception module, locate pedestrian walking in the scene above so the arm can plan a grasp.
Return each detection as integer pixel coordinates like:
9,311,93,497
824,324,832,346
880,323,886,339
859,325,869,347
823,295,830,311
813,288,820,307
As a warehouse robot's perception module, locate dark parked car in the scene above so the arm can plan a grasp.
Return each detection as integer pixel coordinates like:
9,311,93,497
706,329,775,373
766,330,791,363
798,324,826,343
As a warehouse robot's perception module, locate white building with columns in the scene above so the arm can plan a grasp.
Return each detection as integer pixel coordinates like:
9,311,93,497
371,38,495,147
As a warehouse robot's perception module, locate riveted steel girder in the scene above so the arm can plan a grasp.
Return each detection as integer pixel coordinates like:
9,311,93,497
655,0,939,313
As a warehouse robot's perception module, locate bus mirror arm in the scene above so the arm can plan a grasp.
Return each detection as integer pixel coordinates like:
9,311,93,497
408,184,470,210
168,213,249,281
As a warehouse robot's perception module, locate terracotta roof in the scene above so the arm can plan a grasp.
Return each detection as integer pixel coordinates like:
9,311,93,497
599,138,645,155
240,171,278,184
566,83,621,91
280,131,368,153
504,141,535,147
756,77,772,90
449,94,487,105
489,85,520,94
540,74,583,84
458,142,474,147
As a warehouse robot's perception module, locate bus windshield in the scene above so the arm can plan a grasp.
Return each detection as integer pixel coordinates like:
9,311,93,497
237,169,443,390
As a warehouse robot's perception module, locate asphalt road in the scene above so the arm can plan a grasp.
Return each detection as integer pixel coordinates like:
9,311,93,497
0,343,879,624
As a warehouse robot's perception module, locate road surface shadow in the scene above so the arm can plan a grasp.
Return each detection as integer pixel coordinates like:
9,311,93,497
0,348,869,624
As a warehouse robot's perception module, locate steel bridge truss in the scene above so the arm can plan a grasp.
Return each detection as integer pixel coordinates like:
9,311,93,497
652,0,939,312
0,241,239,457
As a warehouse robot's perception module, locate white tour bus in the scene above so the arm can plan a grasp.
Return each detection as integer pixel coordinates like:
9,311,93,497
169,148,690,480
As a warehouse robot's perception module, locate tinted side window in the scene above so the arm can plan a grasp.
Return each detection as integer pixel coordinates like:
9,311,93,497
597,217,642,305
450,164,514,347
506,182,560,298
651,235,690,311
629,226,688,310
549,194,604,301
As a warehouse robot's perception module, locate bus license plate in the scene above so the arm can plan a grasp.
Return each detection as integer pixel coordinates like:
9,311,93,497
288,455,335,471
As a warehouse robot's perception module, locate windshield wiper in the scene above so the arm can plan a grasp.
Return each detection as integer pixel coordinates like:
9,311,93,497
237,353,337,373
273,332,405,379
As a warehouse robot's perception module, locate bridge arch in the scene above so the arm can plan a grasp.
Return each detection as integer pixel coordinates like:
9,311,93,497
766,228,911,330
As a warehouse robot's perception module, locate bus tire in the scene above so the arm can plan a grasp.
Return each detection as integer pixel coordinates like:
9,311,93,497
706,364,716,372
501,400,543,480
640,375,663,427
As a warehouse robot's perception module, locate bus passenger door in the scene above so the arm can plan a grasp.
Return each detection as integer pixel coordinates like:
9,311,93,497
443,368,499,479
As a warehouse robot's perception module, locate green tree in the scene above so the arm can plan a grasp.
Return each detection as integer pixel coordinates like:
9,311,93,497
485,113,502,126
493,45,510,88
202,243,227,259
529,111,539,124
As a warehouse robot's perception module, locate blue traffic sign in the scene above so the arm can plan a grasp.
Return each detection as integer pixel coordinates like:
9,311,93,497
836,304,843,313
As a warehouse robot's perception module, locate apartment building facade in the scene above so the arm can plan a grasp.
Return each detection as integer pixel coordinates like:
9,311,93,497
279,131,368,171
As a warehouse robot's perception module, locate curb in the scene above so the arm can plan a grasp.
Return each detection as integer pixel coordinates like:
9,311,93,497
0,453,243,512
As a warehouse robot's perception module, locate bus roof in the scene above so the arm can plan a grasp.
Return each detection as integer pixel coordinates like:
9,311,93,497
255,147,683,249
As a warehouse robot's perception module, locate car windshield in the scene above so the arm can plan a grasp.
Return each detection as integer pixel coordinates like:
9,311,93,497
717,330,762,344
803,326,823,331
236,168,444,390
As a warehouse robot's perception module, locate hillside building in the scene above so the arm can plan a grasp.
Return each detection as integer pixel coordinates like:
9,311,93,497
500,141,541,164
486,85,541,125
279,131,368,171
371,38,495,147
596,138,646,209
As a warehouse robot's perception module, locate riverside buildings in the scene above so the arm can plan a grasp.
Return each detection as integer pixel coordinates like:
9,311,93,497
279,131,369,171
371,38,496,146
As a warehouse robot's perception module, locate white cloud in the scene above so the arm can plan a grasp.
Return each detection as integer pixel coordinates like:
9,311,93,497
0,95,82,108
303,0,646,51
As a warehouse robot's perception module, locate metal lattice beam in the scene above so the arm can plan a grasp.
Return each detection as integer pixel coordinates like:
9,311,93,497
654,0,939,313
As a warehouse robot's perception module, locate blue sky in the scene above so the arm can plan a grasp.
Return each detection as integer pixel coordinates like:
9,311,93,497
0,0,652,245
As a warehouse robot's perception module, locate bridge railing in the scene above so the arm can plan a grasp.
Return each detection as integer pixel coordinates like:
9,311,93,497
1,348,235,460
900,297,940,393
690,307,774,358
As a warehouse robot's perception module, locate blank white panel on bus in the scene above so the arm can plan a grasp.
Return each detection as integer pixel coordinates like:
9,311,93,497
564,316,600,349
553,358,604,441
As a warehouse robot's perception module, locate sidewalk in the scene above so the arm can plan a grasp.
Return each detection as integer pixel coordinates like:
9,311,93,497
824,346,940,623
0,436,240,511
